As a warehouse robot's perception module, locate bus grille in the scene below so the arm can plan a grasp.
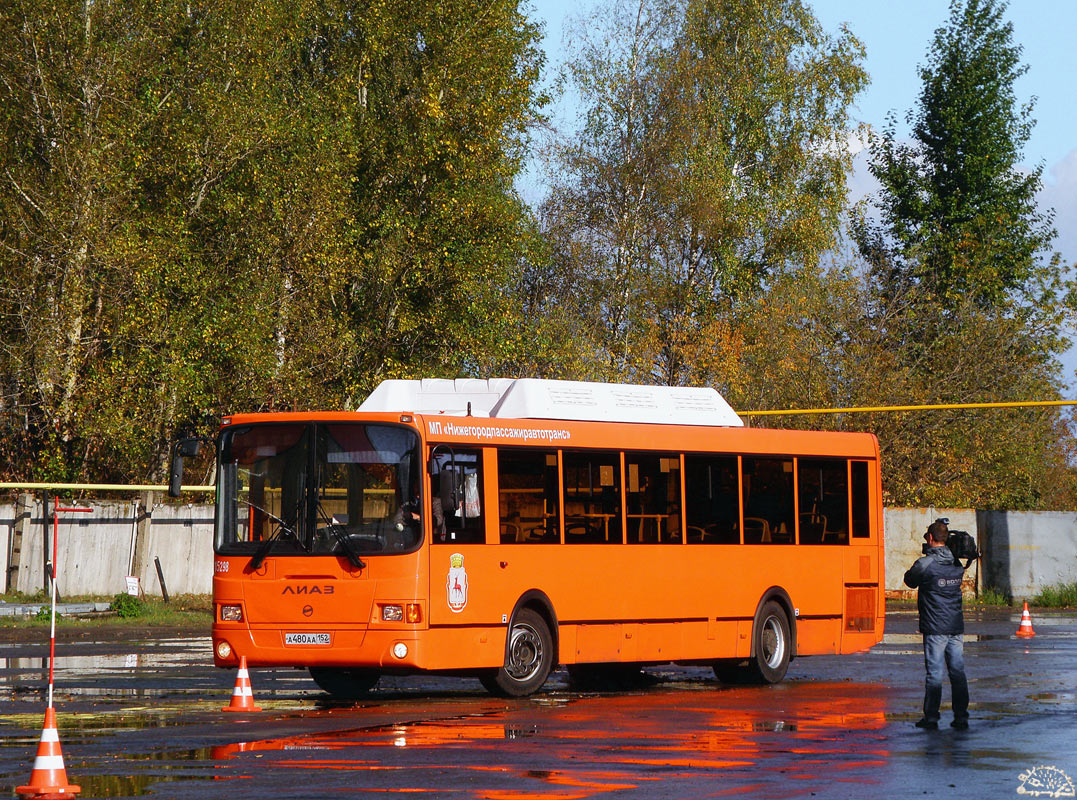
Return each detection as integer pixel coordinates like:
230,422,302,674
846,587,876,632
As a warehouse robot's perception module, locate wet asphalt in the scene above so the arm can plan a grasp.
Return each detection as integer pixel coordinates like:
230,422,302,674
0,606,1074,799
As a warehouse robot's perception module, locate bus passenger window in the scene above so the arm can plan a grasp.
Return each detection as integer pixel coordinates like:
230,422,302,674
797,459,849,544
684,456,739,543
562,451,621,543
498,450,560,543
742,458,795,544
625,454,681,543
851,461,870,538
429,448,485,545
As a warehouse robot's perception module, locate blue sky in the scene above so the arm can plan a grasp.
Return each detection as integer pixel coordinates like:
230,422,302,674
525,0,1077,380
529,0,1075,166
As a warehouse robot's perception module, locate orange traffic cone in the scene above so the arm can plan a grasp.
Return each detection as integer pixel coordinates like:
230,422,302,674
1015,602,1037,638
16,707,80,799
222,656,263,712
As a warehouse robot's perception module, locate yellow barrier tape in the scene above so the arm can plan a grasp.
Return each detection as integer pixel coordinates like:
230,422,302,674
0,483,214,492
3,400,1074,490
738,399,1077,417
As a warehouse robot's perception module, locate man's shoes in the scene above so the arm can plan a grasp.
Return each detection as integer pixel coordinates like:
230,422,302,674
915,718,939,729
951,718,969,730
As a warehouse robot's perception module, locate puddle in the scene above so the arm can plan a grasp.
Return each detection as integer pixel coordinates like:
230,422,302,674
71,752,218,797
172,683,890,798
1026,692,1075,703
1,640,211,672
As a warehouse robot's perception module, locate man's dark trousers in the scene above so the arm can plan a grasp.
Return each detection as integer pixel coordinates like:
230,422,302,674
923,633,969,723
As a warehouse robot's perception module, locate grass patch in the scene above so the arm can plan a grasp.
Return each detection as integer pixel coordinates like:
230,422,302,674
126,594,213,624
111,592,146,618
0,593,212,628
973,587,1011,606
1030,582,1077,609
0,590,49,604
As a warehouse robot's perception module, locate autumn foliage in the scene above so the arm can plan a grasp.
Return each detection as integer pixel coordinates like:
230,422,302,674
1,0,1073,508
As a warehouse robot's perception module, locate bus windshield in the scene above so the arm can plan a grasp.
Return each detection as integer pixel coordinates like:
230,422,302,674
215,422,421,557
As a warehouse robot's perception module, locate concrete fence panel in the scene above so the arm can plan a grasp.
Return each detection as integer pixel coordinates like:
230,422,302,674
2,499,212,597
136,504,214,596
2,499,1075,598
11,501,138,597
883,508,979,593
978,510,1077,600
1,503,13,590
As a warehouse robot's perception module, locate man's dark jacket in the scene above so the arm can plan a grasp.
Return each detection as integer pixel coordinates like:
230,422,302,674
903,546,965,635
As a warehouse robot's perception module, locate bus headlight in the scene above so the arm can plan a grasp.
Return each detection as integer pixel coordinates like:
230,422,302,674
216,640,233,660
381,604,403,622
392,642,408,659
220,605,243,622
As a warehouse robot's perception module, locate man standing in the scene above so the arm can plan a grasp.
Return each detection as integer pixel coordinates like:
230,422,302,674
903,519,970,730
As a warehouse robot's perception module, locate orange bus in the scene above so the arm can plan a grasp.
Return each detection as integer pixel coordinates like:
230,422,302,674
170,379,884,698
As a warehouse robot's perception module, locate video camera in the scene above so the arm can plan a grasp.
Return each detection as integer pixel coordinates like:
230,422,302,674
922,517,980,569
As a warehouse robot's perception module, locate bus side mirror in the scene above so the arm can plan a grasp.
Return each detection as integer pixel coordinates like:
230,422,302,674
439,466,461,526
168,438,203,498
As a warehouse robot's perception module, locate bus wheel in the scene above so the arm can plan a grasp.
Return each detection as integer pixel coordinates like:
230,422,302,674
748,601,791,684
308,667,380,700
480,608,553,697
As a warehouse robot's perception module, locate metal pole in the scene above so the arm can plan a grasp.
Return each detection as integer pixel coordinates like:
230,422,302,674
46,498,91,710
154,557,169,603
41,492,49,595
47,496,58,709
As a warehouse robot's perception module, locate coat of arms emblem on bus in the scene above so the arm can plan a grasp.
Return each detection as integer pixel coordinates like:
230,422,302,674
447,553,469,612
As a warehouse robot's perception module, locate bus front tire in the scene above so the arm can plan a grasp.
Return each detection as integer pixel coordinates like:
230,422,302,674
748,601,791,684
308,667,380,700
479,608,553,697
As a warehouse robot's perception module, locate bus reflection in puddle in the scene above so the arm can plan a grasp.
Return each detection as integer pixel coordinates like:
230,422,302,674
208,682,889,797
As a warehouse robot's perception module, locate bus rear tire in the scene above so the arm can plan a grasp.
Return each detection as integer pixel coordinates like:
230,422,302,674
308,667,380,700
747,601,791,684
479,608,553,697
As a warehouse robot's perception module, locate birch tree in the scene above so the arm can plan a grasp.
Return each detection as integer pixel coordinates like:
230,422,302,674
538,0,866,385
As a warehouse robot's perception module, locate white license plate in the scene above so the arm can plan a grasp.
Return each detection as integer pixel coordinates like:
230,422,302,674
285,632,331,646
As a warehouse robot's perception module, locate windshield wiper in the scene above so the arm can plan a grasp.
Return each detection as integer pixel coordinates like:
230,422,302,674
316,503,366,570
242,500,300,570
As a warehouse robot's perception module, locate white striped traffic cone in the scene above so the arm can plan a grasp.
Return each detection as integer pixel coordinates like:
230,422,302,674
222,656,263,712
1015,602,1037,638
16,706,80,799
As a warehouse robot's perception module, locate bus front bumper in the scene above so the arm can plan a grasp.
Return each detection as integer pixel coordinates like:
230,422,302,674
212,625,423,671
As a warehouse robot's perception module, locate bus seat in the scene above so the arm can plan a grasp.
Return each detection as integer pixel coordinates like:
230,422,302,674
820,522,845,543
744,516,771,543
665,512,682,542
501,512,526,542
565,517,601,541
800,511,826,542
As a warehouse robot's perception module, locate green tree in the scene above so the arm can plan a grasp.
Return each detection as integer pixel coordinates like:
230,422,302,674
841,289,1076,509
0,0,544,483
537,0,867,385
334,0,545,402
0,0,352,482
845,0,1077,509
857,0,1059,308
